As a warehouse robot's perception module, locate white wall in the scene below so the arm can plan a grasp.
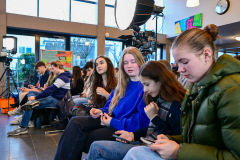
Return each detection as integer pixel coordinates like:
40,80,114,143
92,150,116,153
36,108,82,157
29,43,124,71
163,0,240,37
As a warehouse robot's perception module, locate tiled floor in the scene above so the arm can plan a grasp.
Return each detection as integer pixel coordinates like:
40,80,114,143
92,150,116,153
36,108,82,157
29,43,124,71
0,113,87,160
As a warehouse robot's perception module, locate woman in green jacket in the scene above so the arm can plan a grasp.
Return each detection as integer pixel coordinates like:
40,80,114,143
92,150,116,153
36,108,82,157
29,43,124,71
124,24,240,160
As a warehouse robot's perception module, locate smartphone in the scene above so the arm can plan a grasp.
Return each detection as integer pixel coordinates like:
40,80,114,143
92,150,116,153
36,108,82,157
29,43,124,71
112,134,135,145
140,137,155,145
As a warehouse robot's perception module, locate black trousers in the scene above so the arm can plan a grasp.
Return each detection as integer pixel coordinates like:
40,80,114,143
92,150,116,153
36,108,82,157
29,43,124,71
54,116,117,160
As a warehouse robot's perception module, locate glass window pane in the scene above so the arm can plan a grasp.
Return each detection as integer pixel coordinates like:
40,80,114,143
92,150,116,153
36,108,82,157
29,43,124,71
105,0,115,5
145,0,164,33
71,0,97,25
145,15,163,34
155,0,163,6
105,40,122,67
70,37,97,68
40,37,66,51
105,6,117,28
6,0,37,16
39,0,70,21
6,34,36,93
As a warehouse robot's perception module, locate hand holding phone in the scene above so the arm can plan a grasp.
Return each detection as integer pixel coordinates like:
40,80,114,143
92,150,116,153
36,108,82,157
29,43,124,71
112,134,135,145
140,137,156,145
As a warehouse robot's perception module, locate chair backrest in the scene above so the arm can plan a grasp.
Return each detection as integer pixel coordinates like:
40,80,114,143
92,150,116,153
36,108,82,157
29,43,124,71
57,90,74,119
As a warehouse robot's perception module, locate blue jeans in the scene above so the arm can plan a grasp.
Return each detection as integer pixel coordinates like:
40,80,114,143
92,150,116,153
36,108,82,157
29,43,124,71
27,91,40,97
124,146,165,160
54,116,117,160
20,96,59,127
73,97,89,105
88,141,136,160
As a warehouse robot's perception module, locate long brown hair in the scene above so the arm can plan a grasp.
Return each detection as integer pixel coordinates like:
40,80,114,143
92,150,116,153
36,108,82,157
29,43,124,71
72,66,82,88
108,47,145,115
88,55,117,107
140,61,185,104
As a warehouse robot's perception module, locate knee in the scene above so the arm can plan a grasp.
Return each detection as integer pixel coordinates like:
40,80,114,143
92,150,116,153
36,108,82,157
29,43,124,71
124,146,145,160
89,141,98,152
68,116,80,125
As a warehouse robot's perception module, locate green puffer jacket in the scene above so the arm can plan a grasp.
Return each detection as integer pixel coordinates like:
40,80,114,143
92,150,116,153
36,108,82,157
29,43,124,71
168,54,240,160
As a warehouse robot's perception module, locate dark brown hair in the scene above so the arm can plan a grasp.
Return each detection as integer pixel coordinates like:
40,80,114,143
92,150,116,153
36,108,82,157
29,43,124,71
171,24,219,58
72,66,82,88
89,55,117,107
140,61,185,104
35,61,46,70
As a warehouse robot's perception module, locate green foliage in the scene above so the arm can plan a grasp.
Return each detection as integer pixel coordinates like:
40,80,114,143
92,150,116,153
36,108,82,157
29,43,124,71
17,53,35,85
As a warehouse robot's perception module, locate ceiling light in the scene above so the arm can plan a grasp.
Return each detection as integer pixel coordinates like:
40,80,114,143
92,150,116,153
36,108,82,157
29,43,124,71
186,0,199,7
235,36,240,41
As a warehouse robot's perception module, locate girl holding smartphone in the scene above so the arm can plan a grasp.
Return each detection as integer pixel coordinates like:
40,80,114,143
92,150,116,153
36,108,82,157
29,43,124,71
87,60,186,160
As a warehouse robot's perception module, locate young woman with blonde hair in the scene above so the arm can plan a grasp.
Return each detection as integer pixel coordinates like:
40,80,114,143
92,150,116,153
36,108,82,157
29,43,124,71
54,47,150,160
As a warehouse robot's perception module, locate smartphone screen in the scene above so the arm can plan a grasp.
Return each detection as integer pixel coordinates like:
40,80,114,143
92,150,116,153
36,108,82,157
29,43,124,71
112,134,135,145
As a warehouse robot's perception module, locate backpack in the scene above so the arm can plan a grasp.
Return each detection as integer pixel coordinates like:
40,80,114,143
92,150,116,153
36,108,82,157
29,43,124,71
57,90,74,119
70,103,97,116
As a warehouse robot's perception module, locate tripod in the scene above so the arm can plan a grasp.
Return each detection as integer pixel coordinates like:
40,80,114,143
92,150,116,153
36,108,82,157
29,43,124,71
0,60,19,111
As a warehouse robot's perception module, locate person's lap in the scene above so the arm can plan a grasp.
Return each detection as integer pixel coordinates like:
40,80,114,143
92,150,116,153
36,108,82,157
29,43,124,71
88,141,136,160
123,146,165,160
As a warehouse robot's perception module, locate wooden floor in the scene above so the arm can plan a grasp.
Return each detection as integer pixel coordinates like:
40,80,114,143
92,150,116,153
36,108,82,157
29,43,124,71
0,113,87,160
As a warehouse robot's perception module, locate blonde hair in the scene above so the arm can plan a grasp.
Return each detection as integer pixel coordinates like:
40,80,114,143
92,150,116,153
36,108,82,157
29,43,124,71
108,47,145,115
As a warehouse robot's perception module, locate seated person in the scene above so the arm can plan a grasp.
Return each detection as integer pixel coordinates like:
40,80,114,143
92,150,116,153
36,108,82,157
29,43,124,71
54,47,150,160
8,61,49,116
87,61,186,160
124,24,240,160
7,60,71,136
70,66,84,96
9,65,57,126
72,61,93,104
75,55,117,109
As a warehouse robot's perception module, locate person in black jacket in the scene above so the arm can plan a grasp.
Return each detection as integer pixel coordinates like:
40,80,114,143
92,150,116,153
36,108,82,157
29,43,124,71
87,61,186,160
71,66,84,96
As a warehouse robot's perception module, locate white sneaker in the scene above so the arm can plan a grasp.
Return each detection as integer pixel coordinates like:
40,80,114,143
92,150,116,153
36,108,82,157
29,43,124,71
28,121,34,128
8,108,23,116
10,115,22,125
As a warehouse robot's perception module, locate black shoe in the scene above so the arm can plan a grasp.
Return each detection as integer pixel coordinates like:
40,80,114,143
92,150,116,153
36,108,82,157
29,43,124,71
21,100,40,111
56,119,68,130
10,100,20,108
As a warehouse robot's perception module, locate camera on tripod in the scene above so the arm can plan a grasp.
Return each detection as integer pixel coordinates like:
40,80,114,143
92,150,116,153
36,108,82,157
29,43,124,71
118,25,157,61
0,36,18,108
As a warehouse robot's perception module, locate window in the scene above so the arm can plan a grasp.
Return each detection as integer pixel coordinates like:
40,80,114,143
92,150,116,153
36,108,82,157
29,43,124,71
70,37,97,68
39,0,70,21
145,0,164,33
7,34,36,93
105,1,117,27
71,0,97,25
6,0,37,16
105,40,123,67
40,37,66,51
145,15,163,34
